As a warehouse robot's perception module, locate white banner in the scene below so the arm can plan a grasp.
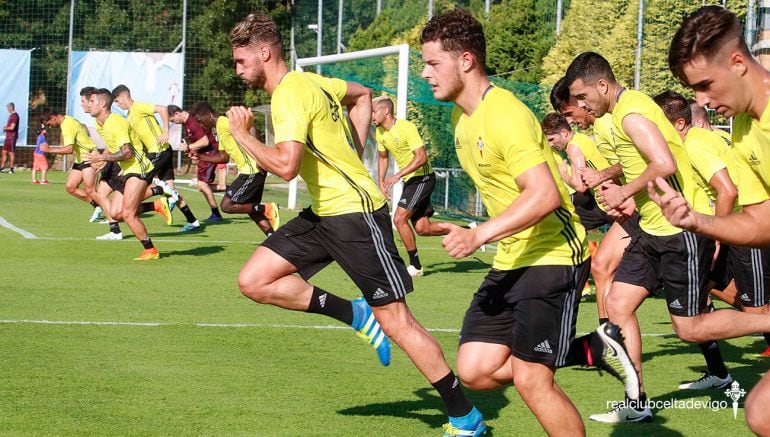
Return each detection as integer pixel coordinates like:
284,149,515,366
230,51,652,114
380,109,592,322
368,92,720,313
68,51,184,148
0,49,31,146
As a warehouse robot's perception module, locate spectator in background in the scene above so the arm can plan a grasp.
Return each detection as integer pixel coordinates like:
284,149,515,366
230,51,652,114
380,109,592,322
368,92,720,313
1,102,19,174
32,125,49,184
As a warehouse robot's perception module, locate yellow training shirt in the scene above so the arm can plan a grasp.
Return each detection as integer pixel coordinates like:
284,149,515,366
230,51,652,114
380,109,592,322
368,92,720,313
570,132,611,171
216,116,259,175
127,101,169,153
99,113,153,176
452,86,587,270
61,115,96,164
375,118,432,181
611,90,696,236
271,71,385,216
593,114,619,166
731,104,770,207
550,148,576,195
682,127,737,214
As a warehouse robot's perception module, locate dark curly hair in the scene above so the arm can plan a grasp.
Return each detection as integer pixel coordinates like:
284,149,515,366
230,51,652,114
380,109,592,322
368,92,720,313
420,9,486,73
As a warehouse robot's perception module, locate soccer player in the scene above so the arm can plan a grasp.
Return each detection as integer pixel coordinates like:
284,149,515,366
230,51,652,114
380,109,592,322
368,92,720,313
421,10,638,435
190,101,279,235
566,51,770,423
112,85,201,232
549,79,638,326
84,88,161,260
654,90,743,390
372,95,446,277
0,102,19,174
41,106,118,237
168,104,224,223
649,7,770,434
225,12,488,435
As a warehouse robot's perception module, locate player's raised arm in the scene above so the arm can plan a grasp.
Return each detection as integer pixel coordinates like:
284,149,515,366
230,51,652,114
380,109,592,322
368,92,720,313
341,81,372,158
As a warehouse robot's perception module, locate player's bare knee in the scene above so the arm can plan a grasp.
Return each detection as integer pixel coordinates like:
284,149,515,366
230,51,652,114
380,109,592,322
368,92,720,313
65,185,77,195
745,396,768,435
671,319,701,342
414,220,430,236
237,270,271,302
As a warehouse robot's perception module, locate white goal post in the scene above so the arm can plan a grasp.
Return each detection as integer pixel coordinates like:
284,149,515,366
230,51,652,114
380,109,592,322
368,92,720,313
285,44,411,211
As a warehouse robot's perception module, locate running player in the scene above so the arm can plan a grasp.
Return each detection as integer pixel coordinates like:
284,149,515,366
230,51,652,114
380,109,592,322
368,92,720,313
190,101,279,235
549,79,638,326
84,88,161,260
651,7,770,434
372,95,446,277
421,10,638,435
225,12,488,435
111,85,201,232
566,51,770,423
40,105,116,237
168,104,224,223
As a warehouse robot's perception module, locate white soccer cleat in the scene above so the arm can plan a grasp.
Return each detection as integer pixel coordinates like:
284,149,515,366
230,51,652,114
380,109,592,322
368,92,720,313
407,265,424,277
154,178,180,206
678,372,733,390
589,401,653,423
89,207,103,223
96,231,123,241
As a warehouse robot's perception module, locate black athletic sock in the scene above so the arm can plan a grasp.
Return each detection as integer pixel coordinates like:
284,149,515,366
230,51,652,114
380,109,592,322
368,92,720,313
109,221,121,234
699,341,729,378
764,333,770,348
407,250,422,269
599,317,610,325
628,392,647,410
562,332,605,367
180,205,196,223
432,371,473,417
151,186,163,196
211,207,222,217
140,237,154,250
140,202,155,213
90,200,98,207
254,204,265,215
306,286,353,325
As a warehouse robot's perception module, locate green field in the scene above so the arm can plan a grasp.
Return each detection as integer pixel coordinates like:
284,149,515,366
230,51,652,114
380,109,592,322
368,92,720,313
0,170,764,436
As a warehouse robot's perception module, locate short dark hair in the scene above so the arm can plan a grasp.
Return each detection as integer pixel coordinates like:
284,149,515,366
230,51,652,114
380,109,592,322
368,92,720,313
39,107,58,123
564,52,616,87
111,84,131,99
420,9,487,73
549,77,571,112
7,102,14,110
79,86,96,98
191,101,216,120
689,100,709,122
93,88,113,110
541,112,571,135
669,6,749,85
653,90,692,126
230,12,284,53
167,105,183,116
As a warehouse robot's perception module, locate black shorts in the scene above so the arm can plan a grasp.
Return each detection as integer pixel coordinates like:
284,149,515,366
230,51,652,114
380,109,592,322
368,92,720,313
261,205,413,306
712,245,770,307
397,173,436,221
148,148,174,181
459,260,590,367
571,191,613,231
225,173,266,204
619,211,642,239
100,162,124,193
122,172,154,186
614,230,714,317
71,162,92,171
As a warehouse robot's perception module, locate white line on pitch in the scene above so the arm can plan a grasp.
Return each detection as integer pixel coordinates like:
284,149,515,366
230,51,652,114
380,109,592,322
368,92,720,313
0,216,38,239
0,318,684,337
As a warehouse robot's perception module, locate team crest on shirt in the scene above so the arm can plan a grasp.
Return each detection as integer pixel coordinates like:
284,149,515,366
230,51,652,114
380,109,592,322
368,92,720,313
748,151,761,166
454,137,462,149
477,137,484,157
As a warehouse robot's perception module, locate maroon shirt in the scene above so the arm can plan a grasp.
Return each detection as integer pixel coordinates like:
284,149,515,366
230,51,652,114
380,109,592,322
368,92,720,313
183,116,218,155
4,112,19,142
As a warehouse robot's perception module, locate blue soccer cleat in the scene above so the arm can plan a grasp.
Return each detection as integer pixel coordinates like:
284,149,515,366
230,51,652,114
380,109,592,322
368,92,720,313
351,297,391,366
443,407,486,436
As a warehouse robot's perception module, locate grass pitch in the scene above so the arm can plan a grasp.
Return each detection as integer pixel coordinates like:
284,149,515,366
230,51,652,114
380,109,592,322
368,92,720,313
0,170,764,436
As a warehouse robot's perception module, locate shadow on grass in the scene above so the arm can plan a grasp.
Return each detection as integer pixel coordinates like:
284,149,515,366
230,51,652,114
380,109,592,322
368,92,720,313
160,245,226,257
425,257,492,275
338,386,507,434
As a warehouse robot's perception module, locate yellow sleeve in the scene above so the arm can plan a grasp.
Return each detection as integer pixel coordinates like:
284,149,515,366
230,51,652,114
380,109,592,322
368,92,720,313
272,82,310,145
108,117,132,147
322,76,348,102
133,101,155,117
61,119,77,146
688,146,726,187
404,120,424,151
